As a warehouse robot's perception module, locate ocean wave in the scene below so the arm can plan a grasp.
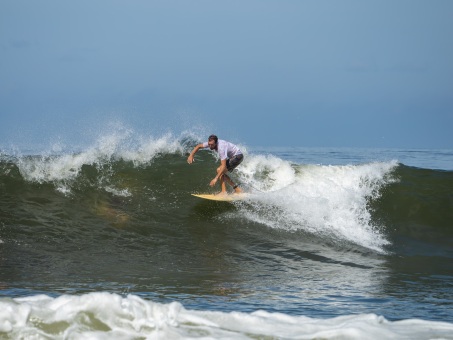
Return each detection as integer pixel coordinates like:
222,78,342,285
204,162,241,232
1,132,452,253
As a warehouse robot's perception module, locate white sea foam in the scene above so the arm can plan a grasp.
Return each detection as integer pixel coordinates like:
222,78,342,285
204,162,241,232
236,155,398,252
1,293,452,339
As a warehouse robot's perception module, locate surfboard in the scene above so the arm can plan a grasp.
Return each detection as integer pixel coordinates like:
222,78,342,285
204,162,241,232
191,193,248,202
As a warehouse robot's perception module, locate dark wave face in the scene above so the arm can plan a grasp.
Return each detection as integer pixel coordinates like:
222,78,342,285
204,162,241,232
0,135,452,328
374,165,453,250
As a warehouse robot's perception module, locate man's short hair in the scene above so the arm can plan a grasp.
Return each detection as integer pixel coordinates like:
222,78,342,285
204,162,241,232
208,135,218,143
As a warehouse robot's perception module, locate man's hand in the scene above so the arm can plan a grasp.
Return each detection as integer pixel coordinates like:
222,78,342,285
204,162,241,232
187,144,203,164
210,178,218,187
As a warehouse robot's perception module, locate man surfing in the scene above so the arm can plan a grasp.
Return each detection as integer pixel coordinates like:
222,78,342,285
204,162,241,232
187,135,243,194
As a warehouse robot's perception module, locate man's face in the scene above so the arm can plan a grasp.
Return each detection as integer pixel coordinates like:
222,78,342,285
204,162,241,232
208,140,217,150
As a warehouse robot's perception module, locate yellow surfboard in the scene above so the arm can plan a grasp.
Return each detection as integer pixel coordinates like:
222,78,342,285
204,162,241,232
191,193,248,202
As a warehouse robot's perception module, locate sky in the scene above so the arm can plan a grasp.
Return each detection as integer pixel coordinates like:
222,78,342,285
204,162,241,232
1,0,452,149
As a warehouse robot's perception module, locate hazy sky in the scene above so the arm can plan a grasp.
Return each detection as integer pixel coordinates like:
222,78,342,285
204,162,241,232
1,0,452,149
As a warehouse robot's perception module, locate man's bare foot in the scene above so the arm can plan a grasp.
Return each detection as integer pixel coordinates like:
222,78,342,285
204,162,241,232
234,187,242,193
217,191,228,196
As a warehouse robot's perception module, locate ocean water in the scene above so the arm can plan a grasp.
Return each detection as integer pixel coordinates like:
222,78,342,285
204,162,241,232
1,130,452,339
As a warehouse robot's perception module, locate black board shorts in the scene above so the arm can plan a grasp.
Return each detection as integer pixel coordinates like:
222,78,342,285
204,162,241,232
226,154,244,172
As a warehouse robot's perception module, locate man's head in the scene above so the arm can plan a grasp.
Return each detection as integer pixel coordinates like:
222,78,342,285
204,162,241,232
208,135,218,150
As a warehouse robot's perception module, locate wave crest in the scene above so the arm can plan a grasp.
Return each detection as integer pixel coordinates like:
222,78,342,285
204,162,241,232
11,129,191,193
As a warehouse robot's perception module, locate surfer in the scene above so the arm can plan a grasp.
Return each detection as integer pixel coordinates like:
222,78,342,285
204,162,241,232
187,135,243,194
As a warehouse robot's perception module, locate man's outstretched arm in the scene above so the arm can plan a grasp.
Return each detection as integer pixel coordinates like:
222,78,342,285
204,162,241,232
187,143,204,164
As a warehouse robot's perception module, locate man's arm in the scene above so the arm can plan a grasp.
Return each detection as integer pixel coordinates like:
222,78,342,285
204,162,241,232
210,159,227,187
187,143,204,164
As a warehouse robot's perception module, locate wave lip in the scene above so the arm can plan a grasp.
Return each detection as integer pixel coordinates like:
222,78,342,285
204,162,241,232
2,293,453,339
10,130,187,194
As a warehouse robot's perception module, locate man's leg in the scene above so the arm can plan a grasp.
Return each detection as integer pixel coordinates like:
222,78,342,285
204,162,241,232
216,167,228,194
223,174,242,193
225,155,243,193
217,171,239,194
219,174,227,193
